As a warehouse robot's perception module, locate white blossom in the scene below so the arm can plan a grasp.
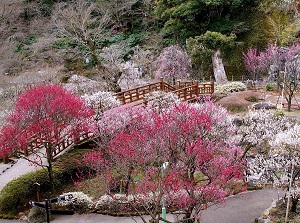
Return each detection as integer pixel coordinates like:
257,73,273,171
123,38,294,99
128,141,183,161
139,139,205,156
82,91,120,119
192,101,237,144
65,75,102,94
270,124,300,155
57,192,94,212
237,109,293,154
144,91,179,112
118,61,149,90
214,81,246,94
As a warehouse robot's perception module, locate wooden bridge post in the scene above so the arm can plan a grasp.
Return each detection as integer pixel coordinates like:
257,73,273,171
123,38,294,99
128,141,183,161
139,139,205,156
121,93,126,105
177,80,181,89
3,156,9,164
160,77,165,91
195,81,199,97
211,82,214,93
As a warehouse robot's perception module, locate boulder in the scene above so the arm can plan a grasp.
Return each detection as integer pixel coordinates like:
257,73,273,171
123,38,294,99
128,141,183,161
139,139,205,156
253,102,276,110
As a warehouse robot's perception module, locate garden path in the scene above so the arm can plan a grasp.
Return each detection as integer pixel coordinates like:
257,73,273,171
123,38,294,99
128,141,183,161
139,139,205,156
0,148,46,191
0,189,284,223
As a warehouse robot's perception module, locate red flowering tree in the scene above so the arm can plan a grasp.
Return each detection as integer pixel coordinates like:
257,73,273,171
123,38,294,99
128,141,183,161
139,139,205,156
153,45,191,85
86,102,245,223
0,84,93,193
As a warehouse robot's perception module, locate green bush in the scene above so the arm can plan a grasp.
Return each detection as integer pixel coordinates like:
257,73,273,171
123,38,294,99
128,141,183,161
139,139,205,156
222,104,248,113
265,82,277,91
0,148,93,218
54,148,93,178
245,95,259,102
0,169,64,218
52,38,74,49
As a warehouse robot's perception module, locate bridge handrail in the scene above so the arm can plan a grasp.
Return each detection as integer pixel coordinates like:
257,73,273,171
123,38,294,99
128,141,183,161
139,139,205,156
114,78,177,104
115,79,214,105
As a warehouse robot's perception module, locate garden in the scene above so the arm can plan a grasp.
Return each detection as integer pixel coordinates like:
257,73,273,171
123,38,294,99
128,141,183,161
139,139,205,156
0,76,299,222
0,1,300,222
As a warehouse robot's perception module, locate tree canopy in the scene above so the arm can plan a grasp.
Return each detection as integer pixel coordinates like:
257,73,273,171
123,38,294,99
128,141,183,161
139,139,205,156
0,84,93,193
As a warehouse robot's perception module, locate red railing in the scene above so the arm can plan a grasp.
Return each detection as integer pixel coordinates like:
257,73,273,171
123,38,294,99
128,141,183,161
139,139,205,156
2,132,94,164
115,78,214,105
114,78,176,104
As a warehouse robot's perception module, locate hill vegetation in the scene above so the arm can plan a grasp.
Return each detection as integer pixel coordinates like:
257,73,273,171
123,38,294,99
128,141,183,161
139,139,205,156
0,0,299,84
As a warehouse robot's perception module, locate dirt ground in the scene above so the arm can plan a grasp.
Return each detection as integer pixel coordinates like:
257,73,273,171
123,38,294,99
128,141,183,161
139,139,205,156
216,89,300,119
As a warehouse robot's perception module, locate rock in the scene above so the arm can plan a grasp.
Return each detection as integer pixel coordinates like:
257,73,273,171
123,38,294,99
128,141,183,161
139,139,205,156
233,118,243,127
28,206,47,223
253,102,277,110
19,212,28,221
263,209,270,216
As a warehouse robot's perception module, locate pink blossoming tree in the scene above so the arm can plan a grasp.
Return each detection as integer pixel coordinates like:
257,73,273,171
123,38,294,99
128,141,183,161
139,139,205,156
243,43,300,111
153,45,192,85
0,84,93,193
85,102,245,223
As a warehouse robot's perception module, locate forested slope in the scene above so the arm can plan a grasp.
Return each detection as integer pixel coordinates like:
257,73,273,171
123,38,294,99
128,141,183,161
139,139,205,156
0,0,299,85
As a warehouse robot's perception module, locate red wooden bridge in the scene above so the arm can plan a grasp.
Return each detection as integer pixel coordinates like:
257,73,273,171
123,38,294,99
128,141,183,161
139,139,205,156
1,79,214,164
114,78,214,105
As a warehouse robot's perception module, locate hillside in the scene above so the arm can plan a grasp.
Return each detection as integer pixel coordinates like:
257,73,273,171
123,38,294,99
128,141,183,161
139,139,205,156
0,0,299,95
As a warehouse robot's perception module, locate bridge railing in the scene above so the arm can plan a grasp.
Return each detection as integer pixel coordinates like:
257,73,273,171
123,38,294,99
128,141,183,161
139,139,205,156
114,78,176,104
115,79,214,105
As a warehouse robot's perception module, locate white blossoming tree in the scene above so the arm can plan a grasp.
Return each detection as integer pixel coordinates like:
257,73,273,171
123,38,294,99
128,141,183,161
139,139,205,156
65,75,102,95
144,91,179,112
153,45,191,85
236,109,293,157
247,124,300,220
118,61,148,90
82,91,120,121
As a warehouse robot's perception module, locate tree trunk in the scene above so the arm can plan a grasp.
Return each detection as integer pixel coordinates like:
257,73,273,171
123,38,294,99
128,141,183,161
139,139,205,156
46,144,55,195
211,49,228,85
183,212,196,223
86,38,105,71
287,94,292,112
47,162,55,195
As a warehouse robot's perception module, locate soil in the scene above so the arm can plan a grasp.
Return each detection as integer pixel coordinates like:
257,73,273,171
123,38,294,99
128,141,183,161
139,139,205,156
215,89,300,118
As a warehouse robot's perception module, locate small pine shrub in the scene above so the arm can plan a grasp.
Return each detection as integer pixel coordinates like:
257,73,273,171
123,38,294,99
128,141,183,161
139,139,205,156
215,82,246,94
265,82,277,91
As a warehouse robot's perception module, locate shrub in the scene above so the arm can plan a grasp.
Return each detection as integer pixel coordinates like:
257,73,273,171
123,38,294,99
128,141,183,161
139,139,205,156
0,169,64,218
54,148,93,178
265,82,277,91
245,95,259,102
0,148,93,218
95,193,156,215
222,104,248,113
56,192,94,214
214,81,246,94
